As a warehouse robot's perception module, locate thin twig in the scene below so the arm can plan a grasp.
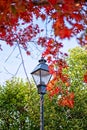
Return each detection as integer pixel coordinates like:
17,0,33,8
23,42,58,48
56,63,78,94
14,62,22,76
4,62,22,77
5,46,17,63
17,42,31,88
4,67,14,76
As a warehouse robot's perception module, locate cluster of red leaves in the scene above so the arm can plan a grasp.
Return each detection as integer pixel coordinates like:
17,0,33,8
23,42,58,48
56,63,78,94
58,92,74,108
83,72,87,83
0,0,86,44
51,0,87,41
42,39,63,60
0,23,41,54
42,37,74,108
0,0,86,48
47,77,74,108
46,57,74,108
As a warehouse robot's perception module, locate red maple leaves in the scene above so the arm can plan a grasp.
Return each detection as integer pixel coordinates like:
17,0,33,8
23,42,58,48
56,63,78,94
84,73,87,83
46,56,75,108
58,92,74,108
0,0,86,47
47,75,74,108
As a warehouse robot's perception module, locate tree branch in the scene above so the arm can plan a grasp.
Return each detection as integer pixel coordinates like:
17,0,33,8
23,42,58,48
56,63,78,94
5,46,16,63
17,42,32,88
32,0,87,5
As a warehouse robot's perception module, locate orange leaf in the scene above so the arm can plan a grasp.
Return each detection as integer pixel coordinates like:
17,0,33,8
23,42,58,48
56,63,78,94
59,27,72,39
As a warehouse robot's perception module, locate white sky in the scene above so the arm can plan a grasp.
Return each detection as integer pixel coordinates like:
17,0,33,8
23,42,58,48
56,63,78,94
0,38,79,85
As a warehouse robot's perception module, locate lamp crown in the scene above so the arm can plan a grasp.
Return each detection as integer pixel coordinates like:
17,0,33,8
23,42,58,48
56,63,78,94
39,57,46,64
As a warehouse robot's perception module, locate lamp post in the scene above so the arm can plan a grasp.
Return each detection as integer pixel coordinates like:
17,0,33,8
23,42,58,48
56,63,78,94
31,57,51,130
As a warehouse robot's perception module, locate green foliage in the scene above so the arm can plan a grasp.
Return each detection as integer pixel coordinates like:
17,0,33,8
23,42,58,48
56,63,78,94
0,78,39,130
67,46,87,91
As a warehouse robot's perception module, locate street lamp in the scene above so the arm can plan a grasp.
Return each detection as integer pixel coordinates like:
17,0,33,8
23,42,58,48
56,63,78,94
31,57,51,130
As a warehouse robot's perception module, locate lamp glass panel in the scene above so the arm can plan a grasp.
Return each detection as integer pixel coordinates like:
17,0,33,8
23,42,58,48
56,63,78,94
40,70,51,85
32,70,40,86
32,69,51,86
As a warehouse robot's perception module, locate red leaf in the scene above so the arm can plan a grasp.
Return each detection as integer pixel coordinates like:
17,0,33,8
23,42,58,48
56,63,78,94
58,93,74,108
48,0,58,5
84,73,87,83
59,27,72,39
74,23,83,31
26,51,30,55
40,14,46,21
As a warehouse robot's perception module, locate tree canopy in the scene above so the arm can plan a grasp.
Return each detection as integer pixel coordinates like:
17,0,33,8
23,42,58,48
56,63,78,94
0,73,87,129
0,0,87,50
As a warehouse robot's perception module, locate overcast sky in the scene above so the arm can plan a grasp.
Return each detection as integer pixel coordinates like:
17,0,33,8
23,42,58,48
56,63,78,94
0,38,79,85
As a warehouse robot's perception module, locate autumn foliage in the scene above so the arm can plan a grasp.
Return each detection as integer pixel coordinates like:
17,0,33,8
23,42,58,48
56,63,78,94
0,0,87,108
0,0,86,47
84,72,87,83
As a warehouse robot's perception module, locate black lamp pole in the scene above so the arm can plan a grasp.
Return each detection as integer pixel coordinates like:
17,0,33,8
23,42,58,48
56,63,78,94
31,57,51,130
40,94,44,130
